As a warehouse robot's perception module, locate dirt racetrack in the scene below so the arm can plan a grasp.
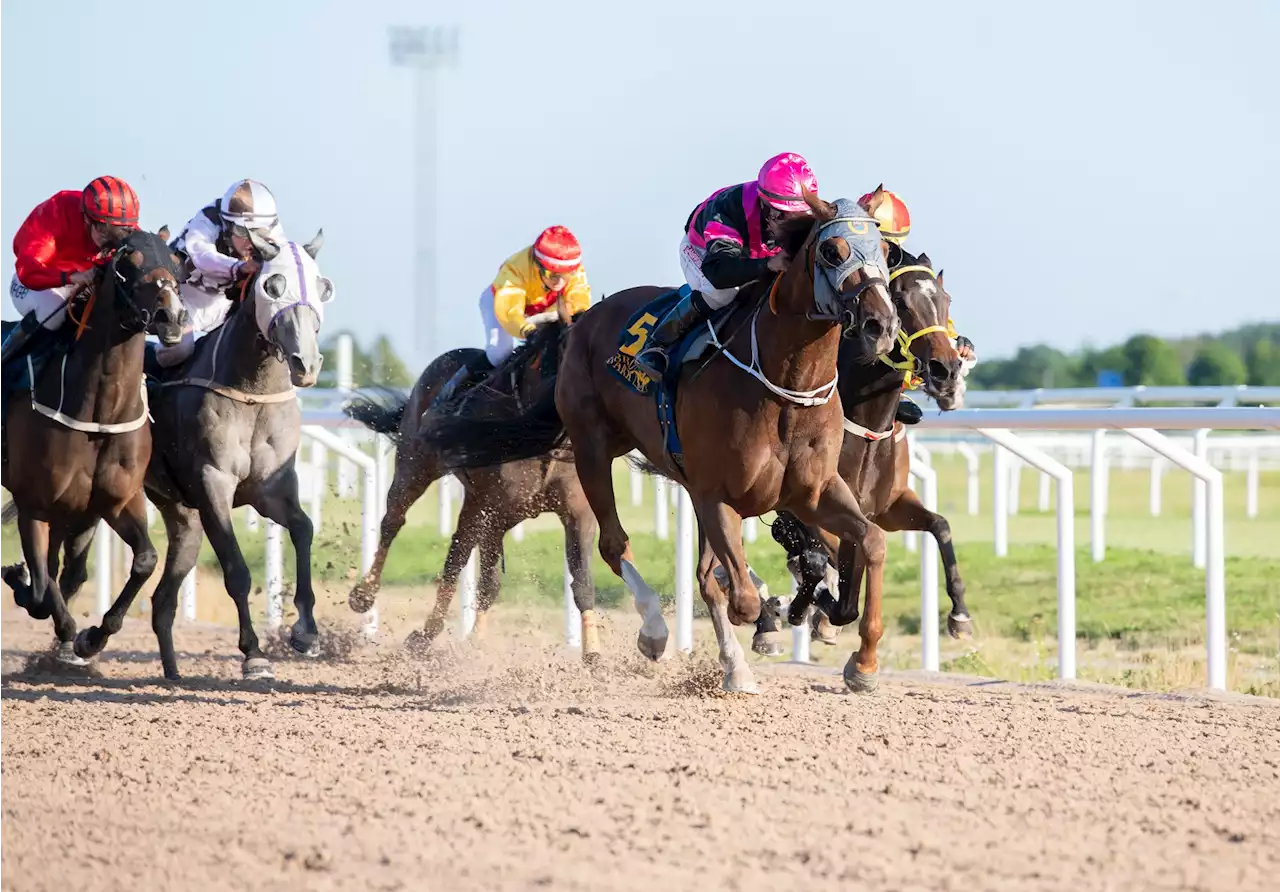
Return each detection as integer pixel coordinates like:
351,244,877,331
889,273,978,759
3,605,1279,892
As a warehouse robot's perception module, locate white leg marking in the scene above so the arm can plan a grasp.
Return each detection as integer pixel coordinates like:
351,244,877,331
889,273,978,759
621,559,669,642
707,599,758,694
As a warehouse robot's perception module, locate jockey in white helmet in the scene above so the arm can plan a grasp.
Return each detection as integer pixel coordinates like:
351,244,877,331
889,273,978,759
159,179,286,367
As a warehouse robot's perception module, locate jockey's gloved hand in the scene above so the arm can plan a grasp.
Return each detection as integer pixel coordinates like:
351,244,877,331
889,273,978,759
234,258,262,280
955,335,977,374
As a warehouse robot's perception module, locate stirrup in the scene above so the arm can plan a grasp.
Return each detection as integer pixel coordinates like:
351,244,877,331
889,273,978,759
896,399,923,425
633,347,669,380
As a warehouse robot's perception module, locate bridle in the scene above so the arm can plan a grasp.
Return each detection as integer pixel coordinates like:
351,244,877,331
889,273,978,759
878,264,949,390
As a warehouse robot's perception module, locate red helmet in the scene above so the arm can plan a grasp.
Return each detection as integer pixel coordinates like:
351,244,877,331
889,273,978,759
532,226,582,274
82,176,140,229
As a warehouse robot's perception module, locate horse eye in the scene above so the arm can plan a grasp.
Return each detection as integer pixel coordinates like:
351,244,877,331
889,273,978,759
818,241,844,267
264,274,287,299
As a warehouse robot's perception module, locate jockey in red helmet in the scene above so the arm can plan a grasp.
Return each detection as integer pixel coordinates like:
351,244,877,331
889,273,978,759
433,226,593,409
3,176,140,365
634,152,819,378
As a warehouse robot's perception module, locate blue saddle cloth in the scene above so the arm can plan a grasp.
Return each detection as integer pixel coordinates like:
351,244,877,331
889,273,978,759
604,285,734,469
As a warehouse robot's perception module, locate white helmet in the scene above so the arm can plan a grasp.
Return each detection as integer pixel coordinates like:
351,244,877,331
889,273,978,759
218,179,278,231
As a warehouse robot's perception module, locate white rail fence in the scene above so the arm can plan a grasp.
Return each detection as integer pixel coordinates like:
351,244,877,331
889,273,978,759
84,386,1278,691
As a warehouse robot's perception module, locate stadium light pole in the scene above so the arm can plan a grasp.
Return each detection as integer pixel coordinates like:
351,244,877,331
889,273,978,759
388,26,459,368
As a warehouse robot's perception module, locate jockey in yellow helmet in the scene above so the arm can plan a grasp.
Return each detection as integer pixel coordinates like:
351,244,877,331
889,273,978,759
859,187,977,420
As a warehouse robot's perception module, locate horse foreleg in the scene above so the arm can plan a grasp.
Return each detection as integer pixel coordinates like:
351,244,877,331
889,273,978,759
572,437,666,661
58,521,98,605
19,515,82,662
694,507,758,694
798,478,886,693
149,498,204,680
560,496,600,661
75,494,159,660
349,446,437,614
257,472,320,657
420,495,485,647
196,470,270,679
876,491,971,639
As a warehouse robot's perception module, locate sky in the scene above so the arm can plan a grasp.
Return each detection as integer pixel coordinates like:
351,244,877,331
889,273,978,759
3,0,1277,371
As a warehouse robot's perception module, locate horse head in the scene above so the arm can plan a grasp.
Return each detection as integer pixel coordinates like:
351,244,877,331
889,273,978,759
887,250,964,409
771,193,899,358
108,227,187,346
246,229,333,387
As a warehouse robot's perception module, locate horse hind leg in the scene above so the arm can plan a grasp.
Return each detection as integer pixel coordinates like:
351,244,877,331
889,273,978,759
149,499,204,680
58,522,97,605
416,495,485,651
695,509,757,694
560,495,601,662
876,491,971,639
75,494,159,660
18,516,83,664
349,443,438,615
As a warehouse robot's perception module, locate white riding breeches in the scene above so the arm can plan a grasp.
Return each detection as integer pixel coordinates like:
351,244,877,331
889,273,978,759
9,274,77,330
678,235,741,310
154,282,235,367
479,285,521,367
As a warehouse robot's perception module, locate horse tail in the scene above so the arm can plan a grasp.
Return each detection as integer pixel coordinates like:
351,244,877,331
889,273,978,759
1,499,16,524
626,453,672,480
343,386,409,443
418,383,566,471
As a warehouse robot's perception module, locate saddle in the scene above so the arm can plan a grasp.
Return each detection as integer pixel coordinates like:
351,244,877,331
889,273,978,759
1,319,74,428
605,287,738,469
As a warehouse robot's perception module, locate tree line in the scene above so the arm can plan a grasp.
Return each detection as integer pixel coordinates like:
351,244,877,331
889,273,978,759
317,332,414,389
968,322,1280,390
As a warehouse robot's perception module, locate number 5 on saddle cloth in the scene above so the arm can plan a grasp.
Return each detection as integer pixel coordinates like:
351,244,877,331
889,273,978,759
605,284,740,472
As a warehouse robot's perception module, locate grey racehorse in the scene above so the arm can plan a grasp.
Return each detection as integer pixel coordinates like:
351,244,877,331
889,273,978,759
139,230,333,679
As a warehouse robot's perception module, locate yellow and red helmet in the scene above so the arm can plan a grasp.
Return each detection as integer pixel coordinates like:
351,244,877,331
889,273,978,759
858,186,910,245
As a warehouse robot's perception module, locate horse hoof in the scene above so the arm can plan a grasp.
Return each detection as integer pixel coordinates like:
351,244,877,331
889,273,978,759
289,626,321,658
2,562,29,589
242,657,274,680
163,668,182,682
405,629,434,657
56,641,89,667
637,631,668,662
73,628,104,660
948,614,973,640
722,669,760,695
348,584,376,614
751,632,784,657
843,661,879,694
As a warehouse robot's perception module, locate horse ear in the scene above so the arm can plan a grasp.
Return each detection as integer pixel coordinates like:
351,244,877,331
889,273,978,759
248,229,281,262
802,187,836,221
860,184,886,214
303,228,324,259
917,252,931,268
157,225,170,242
937,269,945,288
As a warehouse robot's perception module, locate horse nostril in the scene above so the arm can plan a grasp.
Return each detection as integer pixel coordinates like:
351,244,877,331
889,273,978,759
288,354,308,377
862,319,884,342
928,359,955,382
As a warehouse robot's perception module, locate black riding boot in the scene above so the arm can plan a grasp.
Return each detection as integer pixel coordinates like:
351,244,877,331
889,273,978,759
633,287,713,380
895,398,923,425
0,311,50,369
429,355,494,413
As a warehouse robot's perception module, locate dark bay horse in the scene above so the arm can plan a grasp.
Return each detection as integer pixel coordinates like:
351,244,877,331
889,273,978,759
420,195,899,693
2,229,186,662
345,318,600,654
775,249,972,689
137,230,330,679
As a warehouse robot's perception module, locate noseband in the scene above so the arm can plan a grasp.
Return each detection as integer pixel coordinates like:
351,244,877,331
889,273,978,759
880,264,949,389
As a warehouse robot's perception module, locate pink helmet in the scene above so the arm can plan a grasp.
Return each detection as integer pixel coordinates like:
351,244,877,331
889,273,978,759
756,152,819,213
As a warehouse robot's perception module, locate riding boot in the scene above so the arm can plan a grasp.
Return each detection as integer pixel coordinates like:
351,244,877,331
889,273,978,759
429,355,494,413
895,398,923,425
0,311,49,369
633,286,713,380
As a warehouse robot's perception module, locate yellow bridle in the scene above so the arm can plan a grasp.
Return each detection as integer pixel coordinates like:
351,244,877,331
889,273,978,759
880,264,951,390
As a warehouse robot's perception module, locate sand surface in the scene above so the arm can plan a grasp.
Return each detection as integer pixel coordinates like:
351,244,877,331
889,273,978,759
3,605,1278,892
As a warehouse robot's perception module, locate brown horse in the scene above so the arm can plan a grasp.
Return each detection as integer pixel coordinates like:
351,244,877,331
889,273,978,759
345,318,599,651
2,228,186,663
775,247,972,687
420,195,899,693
